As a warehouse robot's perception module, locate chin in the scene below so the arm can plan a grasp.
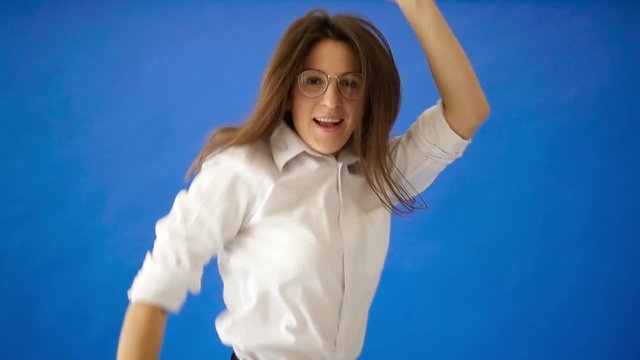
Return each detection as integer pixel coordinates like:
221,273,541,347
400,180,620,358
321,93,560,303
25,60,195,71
314,142,346,156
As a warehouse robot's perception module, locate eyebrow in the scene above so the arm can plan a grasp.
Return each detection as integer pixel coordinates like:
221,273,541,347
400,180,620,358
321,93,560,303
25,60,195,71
302,68,363,76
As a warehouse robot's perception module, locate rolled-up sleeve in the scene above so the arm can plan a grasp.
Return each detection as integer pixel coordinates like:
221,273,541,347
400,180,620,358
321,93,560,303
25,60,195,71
390,100,471,194
128,152,257,313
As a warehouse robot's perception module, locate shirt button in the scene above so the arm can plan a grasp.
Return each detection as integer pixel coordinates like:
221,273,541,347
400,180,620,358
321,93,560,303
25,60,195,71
281,143,288,151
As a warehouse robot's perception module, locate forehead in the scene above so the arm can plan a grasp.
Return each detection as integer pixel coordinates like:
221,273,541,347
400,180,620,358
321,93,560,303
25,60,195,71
303,39,359,73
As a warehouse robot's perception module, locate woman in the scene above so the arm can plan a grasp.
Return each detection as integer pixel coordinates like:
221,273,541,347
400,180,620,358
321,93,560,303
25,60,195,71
117,1,489,359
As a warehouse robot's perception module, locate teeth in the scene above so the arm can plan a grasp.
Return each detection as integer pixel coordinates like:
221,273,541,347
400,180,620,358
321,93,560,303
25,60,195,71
314,117,342,123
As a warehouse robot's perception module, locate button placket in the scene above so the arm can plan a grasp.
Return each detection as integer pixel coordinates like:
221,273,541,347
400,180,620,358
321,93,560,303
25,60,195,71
335,161,356,357
336,162,344,218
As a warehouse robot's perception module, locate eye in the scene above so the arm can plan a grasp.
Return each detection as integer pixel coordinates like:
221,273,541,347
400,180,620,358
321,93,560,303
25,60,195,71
305,76,325,86
340,80,355,88
339,76,362,89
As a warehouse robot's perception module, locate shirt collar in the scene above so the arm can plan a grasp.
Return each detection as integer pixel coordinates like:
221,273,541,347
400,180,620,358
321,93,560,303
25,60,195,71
270,121,360,172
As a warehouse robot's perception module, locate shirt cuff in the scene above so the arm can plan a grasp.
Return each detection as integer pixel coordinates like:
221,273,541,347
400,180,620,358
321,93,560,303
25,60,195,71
127,252,201,313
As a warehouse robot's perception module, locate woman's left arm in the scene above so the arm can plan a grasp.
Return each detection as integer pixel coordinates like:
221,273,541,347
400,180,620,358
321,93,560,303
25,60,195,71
396,0,490,140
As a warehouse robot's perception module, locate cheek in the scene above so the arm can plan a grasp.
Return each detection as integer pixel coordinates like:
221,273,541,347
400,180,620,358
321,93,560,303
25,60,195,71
347,105,365,138
290,96,313,135
348,103,365,126
291,90,311,116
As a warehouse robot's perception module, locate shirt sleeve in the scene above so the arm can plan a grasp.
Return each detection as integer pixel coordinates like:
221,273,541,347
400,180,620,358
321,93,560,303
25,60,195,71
127,151,258,313
390,99,471,194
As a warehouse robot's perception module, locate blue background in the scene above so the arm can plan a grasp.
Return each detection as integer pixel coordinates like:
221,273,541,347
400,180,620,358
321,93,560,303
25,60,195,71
1,0,639,359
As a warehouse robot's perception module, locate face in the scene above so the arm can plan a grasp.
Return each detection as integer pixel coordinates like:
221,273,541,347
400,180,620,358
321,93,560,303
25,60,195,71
290,39,364,156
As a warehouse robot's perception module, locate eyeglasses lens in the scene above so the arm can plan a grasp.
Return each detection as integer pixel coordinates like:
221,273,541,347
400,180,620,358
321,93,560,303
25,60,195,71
297,70,363,100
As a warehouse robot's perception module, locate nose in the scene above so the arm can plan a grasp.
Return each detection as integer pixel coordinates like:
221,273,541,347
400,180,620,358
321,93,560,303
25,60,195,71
320,78,341,108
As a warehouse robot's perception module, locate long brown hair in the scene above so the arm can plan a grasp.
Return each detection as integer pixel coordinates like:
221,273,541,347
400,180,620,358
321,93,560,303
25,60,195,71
187,8,424,214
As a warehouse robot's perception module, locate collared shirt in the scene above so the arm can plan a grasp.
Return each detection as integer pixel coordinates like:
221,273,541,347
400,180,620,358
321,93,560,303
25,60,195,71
128,100,470,360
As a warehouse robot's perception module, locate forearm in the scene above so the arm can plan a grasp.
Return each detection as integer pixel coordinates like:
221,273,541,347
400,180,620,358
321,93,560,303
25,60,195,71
117,303,168,360
397,0,489,139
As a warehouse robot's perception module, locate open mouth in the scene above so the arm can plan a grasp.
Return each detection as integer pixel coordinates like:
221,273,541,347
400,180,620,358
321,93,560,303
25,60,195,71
313,117,344,129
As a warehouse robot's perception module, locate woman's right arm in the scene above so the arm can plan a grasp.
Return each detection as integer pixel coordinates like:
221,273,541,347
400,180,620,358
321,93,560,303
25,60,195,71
117,303,168,360
118,149,263,359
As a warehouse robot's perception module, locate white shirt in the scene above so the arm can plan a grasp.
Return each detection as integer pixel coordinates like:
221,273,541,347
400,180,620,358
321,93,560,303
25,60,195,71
128,100,470,360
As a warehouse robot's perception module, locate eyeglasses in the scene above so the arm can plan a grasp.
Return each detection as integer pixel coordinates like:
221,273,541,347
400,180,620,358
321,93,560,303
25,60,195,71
296,69,365,100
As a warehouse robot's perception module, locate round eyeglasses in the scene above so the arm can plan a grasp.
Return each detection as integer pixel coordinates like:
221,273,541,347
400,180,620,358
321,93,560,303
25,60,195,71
296,69,365,100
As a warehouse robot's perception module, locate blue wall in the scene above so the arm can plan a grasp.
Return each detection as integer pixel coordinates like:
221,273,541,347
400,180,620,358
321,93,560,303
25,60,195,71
1,1,638,359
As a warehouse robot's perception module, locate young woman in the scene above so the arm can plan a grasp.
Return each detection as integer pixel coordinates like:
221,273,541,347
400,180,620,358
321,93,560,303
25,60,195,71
117,1,489,359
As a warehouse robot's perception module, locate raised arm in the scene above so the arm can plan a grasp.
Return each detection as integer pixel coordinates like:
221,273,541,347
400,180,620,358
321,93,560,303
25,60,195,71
396,0,489,139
